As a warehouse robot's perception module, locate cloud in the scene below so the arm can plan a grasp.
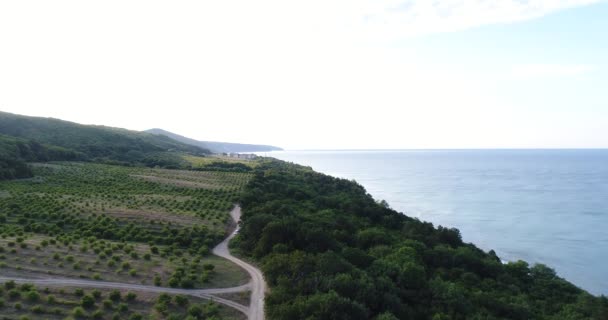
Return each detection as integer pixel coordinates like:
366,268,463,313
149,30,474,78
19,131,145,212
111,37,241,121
350,0,605,38
510,64,593,78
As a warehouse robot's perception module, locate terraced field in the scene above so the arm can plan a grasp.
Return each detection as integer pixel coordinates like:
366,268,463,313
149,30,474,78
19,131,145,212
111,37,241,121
0,162,254,319
0,281,245,320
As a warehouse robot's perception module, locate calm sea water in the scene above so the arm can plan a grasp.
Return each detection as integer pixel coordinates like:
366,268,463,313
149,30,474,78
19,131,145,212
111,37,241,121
261,150,608,295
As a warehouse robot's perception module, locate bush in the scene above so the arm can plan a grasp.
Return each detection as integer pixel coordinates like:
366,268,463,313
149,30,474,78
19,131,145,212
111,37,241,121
103,299,113,309
25,290,40,302
187,304,203,317
81,294,96,308
92,309,104,319
109,290,121,302
129,313,143,320
20,283,33,291
125,292,137,301
31,304,44,314
72,306,87,318
118,302,128,312
8,289,20,299
174,295,189,307
154,274,162,286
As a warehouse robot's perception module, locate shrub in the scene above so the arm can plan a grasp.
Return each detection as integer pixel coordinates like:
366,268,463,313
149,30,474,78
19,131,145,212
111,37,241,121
103,299,113,309
109,290,121,302
125,292,137,301
26,290,40,302
8,289,20,299
118,302,128,312
129,313,143,320
81,294,96,308
31,304,44,314
72,306,87,318
174,294,189,306
92,309,104,319
187,304,203,317
20,283,33,291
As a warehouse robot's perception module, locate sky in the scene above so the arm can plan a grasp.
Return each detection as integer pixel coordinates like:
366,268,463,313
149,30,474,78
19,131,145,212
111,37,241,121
0,0,606,150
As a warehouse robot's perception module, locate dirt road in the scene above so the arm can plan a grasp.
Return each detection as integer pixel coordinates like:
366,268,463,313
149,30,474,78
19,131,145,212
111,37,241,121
213,205,267,320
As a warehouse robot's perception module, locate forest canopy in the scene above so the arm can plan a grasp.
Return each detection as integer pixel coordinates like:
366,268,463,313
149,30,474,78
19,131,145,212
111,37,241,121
235,160,608,320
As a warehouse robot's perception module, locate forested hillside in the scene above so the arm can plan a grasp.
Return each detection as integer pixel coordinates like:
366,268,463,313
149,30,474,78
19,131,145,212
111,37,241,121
0,111,210,168
0,134,84,180
146,128,283,153
235,160,608,320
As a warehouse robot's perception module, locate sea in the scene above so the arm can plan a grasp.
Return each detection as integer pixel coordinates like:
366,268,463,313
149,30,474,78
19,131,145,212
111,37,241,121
259,149,608,295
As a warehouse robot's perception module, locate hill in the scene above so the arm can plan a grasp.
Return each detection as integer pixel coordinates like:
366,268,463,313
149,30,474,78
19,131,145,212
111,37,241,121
146,128,282,153
0,111,211,169
235,159,608,320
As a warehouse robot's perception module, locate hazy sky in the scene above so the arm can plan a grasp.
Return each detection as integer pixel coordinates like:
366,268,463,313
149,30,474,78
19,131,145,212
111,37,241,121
1,1,606,149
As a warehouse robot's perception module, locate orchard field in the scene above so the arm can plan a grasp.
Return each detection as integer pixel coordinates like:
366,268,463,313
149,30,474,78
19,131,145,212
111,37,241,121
0,162,254,319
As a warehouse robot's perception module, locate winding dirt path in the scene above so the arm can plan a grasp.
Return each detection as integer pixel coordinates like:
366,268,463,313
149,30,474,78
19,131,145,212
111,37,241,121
0,205,266,319
213,205,267,320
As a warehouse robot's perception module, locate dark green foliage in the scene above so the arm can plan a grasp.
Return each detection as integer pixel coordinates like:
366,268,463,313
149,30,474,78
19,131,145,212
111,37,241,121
237,160,608,320
194,161,253,173
81,294,96,308
0,155,32,181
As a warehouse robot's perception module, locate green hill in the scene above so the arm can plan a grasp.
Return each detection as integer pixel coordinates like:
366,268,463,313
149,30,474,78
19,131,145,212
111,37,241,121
146,128,283,153
236,160,608,320
0,111,211,170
